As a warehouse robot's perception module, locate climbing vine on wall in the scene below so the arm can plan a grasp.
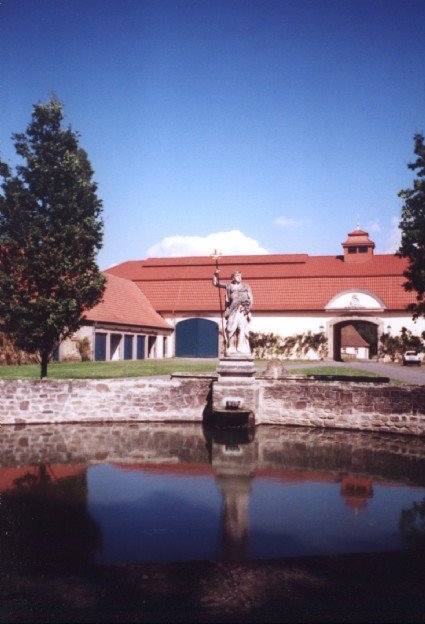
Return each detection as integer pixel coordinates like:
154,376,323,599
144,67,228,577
379,327,425,361
249,331,328,360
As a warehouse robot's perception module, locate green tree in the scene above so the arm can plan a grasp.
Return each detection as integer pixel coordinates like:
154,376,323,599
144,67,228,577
0,97,106,377
398,133,425,319
399,326,425,353
378,332,402,362
354,322,378,358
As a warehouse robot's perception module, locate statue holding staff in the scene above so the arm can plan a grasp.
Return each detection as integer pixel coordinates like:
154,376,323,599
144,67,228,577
212,268,253,355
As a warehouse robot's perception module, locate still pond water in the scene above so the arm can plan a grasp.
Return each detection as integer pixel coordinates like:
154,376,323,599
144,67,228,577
1,422,425,570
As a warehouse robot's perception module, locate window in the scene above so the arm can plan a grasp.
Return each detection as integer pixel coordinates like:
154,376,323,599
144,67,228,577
94,333,107,361
137,335,145,359
124,335,133,360
148,335,156,358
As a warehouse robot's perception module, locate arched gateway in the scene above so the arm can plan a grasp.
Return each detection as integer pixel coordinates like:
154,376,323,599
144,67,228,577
325,289,386,361
331,320,379,361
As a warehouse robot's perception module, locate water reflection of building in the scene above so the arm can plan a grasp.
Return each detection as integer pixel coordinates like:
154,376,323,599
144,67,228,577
2,423,425,566
340,476,374,513
0,463,101,570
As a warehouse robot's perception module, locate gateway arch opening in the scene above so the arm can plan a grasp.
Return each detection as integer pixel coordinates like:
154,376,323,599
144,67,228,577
333,321,378,361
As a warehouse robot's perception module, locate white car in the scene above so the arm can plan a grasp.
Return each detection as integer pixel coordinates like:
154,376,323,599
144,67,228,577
402,351,422,366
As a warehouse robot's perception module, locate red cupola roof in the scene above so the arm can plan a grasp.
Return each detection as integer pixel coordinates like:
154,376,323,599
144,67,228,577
342,228,375,262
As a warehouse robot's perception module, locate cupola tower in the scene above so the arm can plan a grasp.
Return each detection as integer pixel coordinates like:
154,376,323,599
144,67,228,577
342,227,375,262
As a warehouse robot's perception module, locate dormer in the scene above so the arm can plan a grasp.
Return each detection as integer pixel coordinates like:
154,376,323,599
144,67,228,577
342,228,375,262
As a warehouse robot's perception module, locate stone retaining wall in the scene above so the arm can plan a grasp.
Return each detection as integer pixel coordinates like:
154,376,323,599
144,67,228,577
1,376,425,436
258,378,425,436
0,377,213,425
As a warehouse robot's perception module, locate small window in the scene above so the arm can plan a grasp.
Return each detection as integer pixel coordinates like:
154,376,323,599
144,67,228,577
348,246,357,254
358,246,368,253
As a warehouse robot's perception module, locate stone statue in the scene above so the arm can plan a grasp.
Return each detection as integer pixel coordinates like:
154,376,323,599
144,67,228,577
212,269,253,355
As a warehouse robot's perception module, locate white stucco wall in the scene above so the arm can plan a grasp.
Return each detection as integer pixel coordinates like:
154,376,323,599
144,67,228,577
249,313,329,335
166,311,425,359
60,325,94,361
379,314,425,336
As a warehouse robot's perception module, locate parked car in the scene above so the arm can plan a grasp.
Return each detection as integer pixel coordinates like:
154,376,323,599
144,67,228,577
402,351,422,366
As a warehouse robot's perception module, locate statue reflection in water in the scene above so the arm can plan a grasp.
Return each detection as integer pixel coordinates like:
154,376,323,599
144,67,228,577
207,428,257,561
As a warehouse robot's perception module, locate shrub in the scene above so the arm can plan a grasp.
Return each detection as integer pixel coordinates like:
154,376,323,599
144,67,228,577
249,332,283,358
76,337,92,362
249,330,328,360
0,332,39,365
379,327,425,361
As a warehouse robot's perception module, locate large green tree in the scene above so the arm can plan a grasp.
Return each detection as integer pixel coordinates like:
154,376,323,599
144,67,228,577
398,133,425,319
0,97,106,377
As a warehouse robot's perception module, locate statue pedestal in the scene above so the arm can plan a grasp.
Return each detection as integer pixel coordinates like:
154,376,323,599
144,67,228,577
212,356,258,424
216,355,256,383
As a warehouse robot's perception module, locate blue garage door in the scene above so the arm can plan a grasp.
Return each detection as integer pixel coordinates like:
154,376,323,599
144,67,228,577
175,318,218,357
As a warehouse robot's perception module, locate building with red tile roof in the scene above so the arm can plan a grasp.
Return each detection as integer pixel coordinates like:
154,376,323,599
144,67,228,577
58,273,172,362
101,228,424,360
340,324,370,360
59,228,424,362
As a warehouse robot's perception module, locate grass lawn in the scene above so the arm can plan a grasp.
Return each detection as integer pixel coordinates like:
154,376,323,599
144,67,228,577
290,366,380,377
290,365,406,384
0,358,219,380
0,360,395,381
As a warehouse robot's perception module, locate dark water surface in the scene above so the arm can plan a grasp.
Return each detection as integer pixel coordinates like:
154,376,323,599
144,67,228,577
1,422,425,570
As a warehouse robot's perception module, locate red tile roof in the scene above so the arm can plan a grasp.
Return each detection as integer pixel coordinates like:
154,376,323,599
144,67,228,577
0,465,87,493
84,273,172,330
342,229,375,247
341,325,369,348
105,253,415,313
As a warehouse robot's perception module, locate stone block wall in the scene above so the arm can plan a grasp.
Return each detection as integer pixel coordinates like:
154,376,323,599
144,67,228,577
0,376,213,425
0,375,425,436
257,378,425,435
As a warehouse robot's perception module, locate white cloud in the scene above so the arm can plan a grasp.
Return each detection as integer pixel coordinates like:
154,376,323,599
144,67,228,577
146,230,268,257
367,219,381,233
274,216,312,227
385,217,402,253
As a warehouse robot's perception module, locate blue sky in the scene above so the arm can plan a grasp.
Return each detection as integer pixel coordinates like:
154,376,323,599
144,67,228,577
1,0,424,268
